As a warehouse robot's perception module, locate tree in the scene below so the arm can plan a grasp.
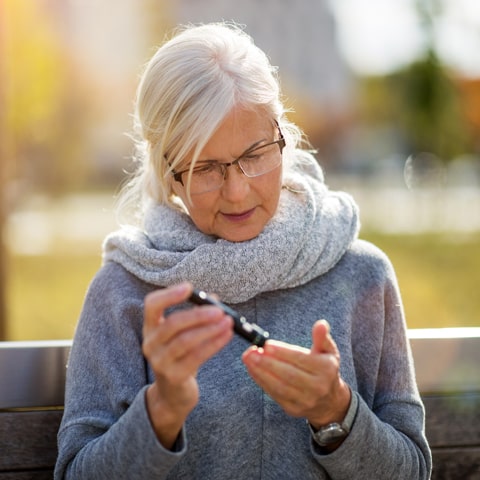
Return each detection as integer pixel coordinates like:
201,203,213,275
0,0,96,338
389,50,472,161
355,0,475,164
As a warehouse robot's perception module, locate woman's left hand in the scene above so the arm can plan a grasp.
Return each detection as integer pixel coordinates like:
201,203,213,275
242,320,351,429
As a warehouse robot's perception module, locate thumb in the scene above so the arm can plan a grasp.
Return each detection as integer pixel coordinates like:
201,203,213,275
311,319,337,354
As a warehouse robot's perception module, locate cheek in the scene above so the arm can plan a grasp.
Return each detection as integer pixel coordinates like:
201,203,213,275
184,195,219,234
263,169,283,213
170,182,214,230
170,180,184,204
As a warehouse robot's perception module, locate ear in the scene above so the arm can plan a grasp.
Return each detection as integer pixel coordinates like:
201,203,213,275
168,171,185,199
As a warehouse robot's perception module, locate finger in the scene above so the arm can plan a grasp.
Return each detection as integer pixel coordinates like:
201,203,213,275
143,305,229,370
243,344,333,390
311,319,337,354
256,340,319,374
144,282,193,331
244,352,313,392
243,346,341,418
162,318,234,383
242,349,314,415
164,312,232,362
155,305,226,345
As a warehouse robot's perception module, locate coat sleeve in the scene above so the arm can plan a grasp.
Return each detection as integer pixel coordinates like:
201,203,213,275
54,264,186,480
311,246,432,479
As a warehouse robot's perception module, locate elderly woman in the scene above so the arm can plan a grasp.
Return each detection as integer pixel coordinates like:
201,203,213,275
55,23,432,479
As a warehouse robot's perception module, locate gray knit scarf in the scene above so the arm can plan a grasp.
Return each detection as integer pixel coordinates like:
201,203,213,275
103,156,360,304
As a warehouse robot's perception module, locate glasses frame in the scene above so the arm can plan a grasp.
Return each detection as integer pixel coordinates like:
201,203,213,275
171,125,285,190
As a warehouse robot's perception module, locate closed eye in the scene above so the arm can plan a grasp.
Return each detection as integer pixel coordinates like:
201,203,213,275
192,162,218,174
242,143,274,161
242,153,263,161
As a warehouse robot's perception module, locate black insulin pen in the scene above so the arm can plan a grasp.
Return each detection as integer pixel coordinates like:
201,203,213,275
189,289,269,347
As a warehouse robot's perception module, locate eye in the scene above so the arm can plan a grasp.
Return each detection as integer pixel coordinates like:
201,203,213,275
193,162,218,175
243,144,271,161
244,152,261,161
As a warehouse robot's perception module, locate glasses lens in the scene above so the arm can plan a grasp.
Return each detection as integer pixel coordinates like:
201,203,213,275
186,163,225,194
238,142,282,178
182,138,283,194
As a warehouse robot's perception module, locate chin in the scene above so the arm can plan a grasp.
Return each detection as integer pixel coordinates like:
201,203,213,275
219,227,262,243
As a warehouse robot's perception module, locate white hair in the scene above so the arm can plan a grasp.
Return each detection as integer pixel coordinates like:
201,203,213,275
116,22,307,225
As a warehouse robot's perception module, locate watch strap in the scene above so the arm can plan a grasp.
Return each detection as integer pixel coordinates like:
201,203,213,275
308,389,358,446
341,388,358,432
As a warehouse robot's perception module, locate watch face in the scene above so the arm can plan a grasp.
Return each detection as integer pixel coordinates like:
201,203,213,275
316,423,348,446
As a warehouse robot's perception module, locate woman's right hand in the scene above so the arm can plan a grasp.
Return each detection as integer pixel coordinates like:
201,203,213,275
142,282,233,449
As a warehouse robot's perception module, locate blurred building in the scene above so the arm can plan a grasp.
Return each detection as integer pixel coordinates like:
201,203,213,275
174,0,352,107
173,0,354,169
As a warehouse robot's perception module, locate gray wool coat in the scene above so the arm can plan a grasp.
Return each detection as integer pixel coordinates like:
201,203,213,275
55,239,431,479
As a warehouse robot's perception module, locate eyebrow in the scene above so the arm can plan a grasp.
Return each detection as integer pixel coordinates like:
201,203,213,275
197,137,270,165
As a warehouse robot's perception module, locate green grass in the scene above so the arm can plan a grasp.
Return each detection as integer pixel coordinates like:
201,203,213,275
6,253,102,340
4,232,480,340
362,232,480,329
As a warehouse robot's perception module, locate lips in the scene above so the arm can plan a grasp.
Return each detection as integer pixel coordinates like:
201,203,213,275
221,207,256,222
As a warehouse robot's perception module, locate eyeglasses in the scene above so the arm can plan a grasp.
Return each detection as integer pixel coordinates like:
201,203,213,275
171,127,285,195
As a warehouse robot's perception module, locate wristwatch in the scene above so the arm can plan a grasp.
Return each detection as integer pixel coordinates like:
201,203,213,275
308,390,358,447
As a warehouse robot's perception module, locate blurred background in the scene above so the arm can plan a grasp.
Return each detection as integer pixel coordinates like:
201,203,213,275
1,0,479,340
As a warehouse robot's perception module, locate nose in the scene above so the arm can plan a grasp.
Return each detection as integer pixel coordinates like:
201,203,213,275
221,163,250,201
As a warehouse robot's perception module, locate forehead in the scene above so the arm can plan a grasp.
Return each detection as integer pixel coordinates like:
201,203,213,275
200,107,273,159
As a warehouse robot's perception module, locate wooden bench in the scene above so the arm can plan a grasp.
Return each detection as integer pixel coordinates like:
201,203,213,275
409,328,480,479
1,330,479,479
0,341,69,479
